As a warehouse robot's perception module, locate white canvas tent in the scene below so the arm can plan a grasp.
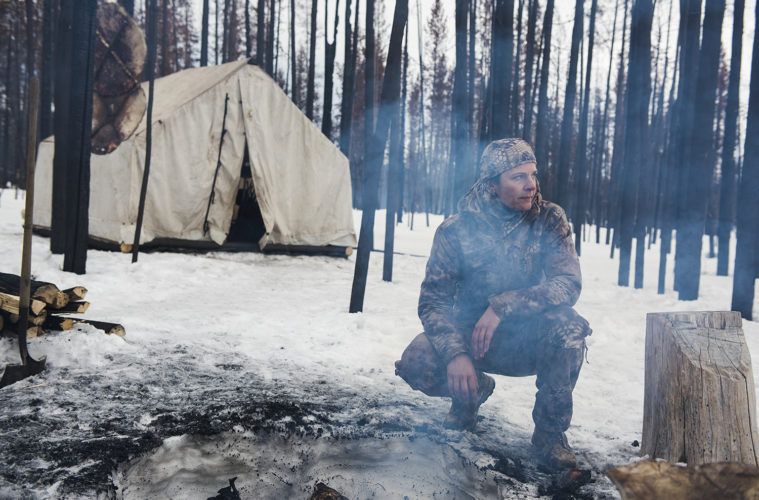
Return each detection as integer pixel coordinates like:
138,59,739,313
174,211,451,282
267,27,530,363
33,59,357,252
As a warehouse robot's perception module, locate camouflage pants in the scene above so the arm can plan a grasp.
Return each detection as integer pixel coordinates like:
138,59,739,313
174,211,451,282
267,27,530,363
395,305,590,433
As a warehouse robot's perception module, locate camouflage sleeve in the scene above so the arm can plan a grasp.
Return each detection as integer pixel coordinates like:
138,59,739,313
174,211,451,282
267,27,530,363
418,224,471,365
488,205,582,318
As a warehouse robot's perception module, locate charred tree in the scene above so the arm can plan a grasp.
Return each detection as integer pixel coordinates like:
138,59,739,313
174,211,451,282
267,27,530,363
676,0,724,301
201,0,210,66
717,0,744,276
321,0,340,137
257,0,265,66
450,0,470,211
534,0,554,196
266,0,275,74
572,0,597,256
731,0,759,319
289,0,297,103
490,0,514,140
555,0,583,208
617,0,653,287
339,0,358,156
40,0,56,140
522,0,538,142
511,0,524,134
306,0,317,119
245,0,252,57
56,0,98,273
351,0,408,312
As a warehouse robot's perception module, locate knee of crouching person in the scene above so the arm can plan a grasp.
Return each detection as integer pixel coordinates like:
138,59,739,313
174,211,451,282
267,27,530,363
395,333,442,394
543,305,591,350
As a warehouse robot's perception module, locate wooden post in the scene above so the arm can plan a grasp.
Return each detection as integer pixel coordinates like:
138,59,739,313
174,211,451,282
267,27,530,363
642,311,759,465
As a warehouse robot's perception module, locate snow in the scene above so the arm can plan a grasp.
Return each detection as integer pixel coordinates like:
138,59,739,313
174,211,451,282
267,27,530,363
0,187,758,499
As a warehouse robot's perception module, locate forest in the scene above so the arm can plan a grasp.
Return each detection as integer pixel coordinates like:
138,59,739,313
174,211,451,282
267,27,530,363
0,0,757,319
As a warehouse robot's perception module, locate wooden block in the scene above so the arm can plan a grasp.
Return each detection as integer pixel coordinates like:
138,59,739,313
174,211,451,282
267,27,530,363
25,326,43,339
607,459,759,500
0,292,47,316
43,315,75,331
9,310,48,326
77,319,125,337
120,242,132,253
642,311,759,465
62,286,87,301
53,301,90,315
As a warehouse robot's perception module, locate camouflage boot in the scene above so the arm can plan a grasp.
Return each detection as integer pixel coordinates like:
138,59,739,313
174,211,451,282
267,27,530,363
443,374,496,431
531,428,578,470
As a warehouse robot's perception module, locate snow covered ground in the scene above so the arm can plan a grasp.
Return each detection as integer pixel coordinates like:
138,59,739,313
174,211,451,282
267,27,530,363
0,187,757,499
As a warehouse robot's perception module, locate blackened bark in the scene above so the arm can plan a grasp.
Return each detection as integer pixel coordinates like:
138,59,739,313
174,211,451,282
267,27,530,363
40,0,56,140
201,0,210,66
339,0,357,156
450,0,470,211
245,0,252,57
555,0,583,210
717,0,744,276
397,29,409,223
51,0,74,254
62,0,97,274
266,0,275,74
256,0,265,66
572,0,597,256
522,0,538,141
351,0,408,312
511,0,524,134
306,0,317,119
161,0,169,73
676,0,724,301
321,0,340,137
490,0,514,139
534,0,554,191
731,0,759,319
289,0,297,103
617,0,653,287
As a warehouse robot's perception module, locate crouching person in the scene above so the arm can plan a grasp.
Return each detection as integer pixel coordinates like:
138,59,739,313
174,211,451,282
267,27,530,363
395,138,591,471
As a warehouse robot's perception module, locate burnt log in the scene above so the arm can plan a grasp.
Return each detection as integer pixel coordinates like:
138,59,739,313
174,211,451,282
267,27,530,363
0,272,68,308
642,311,759,465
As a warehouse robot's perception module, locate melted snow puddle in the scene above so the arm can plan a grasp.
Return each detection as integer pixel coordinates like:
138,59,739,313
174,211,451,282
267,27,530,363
114,431,534,499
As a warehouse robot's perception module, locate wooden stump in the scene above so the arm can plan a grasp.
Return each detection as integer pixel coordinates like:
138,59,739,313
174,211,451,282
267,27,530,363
642,311,759,465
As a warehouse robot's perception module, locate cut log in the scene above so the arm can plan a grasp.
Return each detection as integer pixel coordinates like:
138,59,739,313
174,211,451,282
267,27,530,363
43,315,75,331
9,310,48,326
0,272,68,308
642,311,759,465
53,301,90,315
76,319,125,337
607,459,759,500
0,314,4,332
62,286,88,301
25,326,44,339
0,292,47,316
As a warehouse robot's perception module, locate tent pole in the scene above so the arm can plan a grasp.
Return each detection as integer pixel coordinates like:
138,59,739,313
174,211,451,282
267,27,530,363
203,93,230,235
132,0,157,263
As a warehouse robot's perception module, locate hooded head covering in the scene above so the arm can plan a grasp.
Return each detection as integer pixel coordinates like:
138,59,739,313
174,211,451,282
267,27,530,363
457,138,542,221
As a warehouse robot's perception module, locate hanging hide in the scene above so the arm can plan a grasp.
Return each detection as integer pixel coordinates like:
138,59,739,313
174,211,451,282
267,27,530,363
91,2,147,155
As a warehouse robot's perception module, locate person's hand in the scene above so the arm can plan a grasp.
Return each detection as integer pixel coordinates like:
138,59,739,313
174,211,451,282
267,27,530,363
472,306,500,359
447,353,478,405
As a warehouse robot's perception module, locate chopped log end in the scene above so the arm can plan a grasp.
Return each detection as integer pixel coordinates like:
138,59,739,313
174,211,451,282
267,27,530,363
345,247,353,257
120,243,132,253
0,292,46,316
62,286,88,301
43,315,75,331
54,301,90,315
78,319,126,337
9,311,48,326
26,326,43,339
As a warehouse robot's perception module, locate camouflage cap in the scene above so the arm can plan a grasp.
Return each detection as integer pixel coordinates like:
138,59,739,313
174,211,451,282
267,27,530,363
479,138,536,181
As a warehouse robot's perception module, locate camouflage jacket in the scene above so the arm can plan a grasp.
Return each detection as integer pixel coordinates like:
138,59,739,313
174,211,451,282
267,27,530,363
418,198,582,365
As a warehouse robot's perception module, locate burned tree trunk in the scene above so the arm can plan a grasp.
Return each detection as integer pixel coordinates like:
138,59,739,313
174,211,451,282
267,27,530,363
450,0,470,211
306,0,317,119
555,0,583,209
490,0,514,140
534,0,554,192
339,0,357,156
201,0,210,66
350,0,408,313
321,0,340,137
717,0,744,276
256,0,265,66
732,0,759,319
676,0,725,301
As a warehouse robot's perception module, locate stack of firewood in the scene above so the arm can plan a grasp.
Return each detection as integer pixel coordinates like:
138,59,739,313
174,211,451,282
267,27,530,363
0,272,125,338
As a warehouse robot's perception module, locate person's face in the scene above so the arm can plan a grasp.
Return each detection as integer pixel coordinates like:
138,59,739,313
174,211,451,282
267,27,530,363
494,162,538,211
